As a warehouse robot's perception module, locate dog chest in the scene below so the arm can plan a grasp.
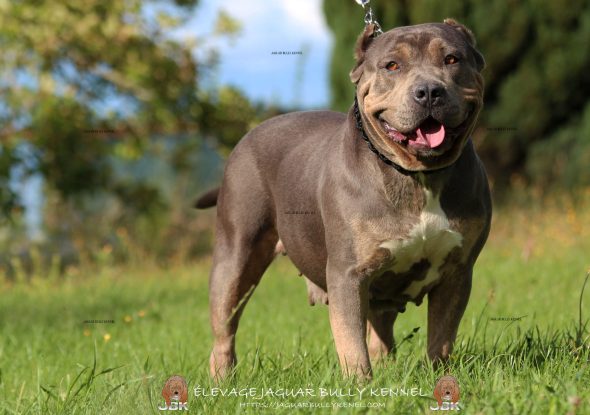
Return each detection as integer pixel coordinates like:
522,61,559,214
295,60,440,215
377,189,463,301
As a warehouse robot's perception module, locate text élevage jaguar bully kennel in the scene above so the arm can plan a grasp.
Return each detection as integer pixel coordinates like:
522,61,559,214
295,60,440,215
195,19,491,379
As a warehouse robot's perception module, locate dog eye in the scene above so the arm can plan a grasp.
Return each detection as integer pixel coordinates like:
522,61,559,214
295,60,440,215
444,54,459,65
386,61,400,71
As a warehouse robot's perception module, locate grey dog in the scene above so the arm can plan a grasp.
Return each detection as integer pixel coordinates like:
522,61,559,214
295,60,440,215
196,19,491,379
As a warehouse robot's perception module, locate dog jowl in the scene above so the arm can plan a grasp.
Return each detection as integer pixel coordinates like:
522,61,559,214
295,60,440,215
196,19,490,379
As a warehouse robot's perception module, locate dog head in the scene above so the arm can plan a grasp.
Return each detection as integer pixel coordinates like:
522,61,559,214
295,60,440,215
433,375,460,405
162,375,188,405
351,19,485,171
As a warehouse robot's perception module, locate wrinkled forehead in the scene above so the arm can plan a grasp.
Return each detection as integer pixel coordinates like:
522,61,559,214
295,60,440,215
368,23,468,56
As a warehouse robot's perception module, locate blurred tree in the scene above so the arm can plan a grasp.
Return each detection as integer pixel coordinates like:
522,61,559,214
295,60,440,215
0,0,269,200
0,144,21,222
0,0,200,206
200,86,284,154
323,0,590,191
0,0,279,264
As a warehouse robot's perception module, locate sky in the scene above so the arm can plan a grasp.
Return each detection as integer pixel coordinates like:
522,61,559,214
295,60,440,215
181,0,334,109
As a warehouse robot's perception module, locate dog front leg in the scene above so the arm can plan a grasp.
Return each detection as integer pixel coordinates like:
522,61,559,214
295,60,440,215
327,264,372,379
367,310,397,362
427,268,472,367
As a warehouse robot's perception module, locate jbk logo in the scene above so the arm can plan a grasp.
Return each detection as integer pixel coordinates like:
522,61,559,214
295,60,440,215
430,401,461,411
429,375,461,411
158,375,189,411
158,401,188,411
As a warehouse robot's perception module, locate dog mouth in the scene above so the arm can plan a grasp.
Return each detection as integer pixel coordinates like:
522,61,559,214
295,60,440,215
378,113,471,152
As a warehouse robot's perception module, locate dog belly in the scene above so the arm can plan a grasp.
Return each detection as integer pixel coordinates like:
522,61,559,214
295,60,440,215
280,238,328,288
276,217,328,288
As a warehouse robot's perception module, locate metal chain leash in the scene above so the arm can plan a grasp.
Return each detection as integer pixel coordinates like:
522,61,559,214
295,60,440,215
355,0,383,35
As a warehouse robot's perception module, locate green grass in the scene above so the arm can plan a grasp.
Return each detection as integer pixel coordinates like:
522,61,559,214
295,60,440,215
1,201,590,414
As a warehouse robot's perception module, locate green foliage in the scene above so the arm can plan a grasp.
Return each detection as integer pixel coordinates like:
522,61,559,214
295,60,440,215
0,145,22,222
0,0,268,261
1,0,200,128
214,9,243,38
201,86,283,153
0,0,203,204
323,0,590,190
201,87,258,151
32,96,110,197
527,102,590,189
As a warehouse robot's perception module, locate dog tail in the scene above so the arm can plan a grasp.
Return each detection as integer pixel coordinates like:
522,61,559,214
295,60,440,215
193,187,219,209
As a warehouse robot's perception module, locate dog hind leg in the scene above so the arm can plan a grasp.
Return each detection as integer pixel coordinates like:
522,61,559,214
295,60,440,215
208,225,277,379
207,162,278,380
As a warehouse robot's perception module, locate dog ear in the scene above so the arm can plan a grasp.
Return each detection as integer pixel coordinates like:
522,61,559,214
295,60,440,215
162,382,171,403
453,383,460,402
180,384,188,403
350,23,378,84
444,18,485,72
433,382,442,404
444,18,476,45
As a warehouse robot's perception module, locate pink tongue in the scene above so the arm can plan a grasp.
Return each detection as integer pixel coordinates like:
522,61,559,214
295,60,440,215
416,121,445,148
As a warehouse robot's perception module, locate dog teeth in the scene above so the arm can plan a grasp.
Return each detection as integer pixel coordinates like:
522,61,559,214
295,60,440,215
380,118,412,143
382,120,396,132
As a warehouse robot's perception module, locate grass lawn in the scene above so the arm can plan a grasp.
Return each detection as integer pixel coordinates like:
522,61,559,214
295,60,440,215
1,195,589,414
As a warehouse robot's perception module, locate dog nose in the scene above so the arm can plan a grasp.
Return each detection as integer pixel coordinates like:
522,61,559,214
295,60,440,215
413,83,445,107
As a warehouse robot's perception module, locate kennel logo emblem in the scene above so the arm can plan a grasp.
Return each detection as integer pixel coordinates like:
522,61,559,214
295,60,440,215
430,375,461,411
158,375,188,411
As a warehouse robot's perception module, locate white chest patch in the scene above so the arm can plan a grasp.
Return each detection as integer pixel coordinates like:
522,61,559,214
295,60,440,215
379,188,463,298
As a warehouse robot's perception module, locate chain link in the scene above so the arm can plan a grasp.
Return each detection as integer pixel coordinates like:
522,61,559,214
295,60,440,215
355,0,383,35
